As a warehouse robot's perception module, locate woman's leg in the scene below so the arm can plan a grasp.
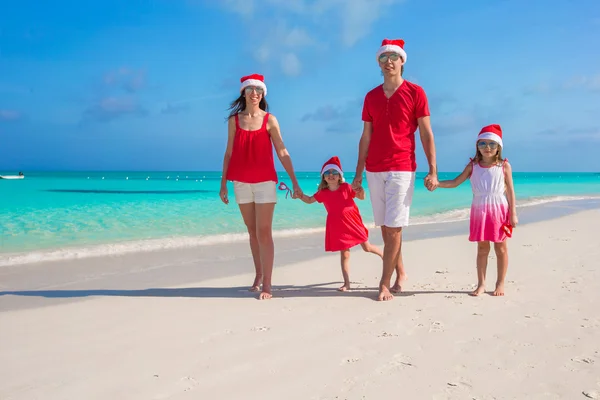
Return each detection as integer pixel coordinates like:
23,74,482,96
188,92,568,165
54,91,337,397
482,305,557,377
238,203,262,291
471,241,490,296
339,249,351,291
255,203,276,300
493,241,508,296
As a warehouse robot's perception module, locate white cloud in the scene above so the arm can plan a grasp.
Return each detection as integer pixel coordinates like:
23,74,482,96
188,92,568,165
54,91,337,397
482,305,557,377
216,0,403,75
281,53,302,76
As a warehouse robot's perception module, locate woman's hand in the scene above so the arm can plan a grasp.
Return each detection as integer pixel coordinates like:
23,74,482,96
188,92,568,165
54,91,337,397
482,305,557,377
219,184,229,205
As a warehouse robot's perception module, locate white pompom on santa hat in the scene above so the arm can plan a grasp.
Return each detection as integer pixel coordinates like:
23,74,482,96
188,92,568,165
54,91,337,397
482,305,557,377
240,73,267,96
375,38,407,63
477,124,503,148
321,156,344,180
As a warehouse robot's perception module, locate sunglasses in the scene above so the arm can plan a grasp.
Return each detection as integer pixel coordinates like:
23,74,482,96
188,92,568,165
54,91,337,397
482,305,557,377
378,53,402,63
477,141,499,149
323,170,340,176
244,86,264,95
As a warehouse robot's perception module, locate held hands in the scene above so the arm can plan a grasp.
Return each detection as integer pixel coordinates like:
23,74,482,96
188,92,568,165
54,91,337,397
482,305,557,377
351,176,363,192
424,173,439,192
292,183,303,199
219,184,229,205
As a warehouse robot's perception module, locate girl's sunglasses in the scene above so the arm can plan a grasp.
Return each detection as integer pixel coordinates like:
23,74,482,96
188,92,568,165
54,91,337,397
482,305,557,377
323,170,340,176
378,53,401,63
244,86,264,95
477,141,499,149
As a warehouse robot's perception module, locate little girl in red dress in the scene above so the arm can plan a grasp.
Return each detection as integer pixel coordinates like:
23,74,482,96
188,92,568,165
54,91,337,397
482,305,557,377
299,156,383,291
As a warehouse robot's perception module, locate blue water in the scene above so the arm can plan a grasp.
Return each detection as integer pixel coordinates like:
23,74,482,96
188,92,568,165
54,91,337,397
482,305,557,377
1,171,599,262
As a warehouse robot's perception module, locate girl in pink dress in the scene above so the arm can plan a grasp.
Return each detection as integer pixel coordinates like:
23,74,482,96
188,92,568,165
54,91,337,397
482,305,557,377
436,124,518,297
299,156,383,292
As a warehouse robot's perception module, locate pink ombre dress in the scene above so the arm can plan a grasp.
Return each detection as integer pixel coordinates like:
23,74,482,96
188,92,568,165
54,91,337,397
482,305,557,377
469,160,510,242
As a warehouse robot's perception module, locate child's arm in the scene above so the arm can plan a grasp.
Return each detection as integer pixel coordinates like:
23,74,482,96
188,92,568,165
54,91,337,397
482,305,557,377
299,193,317,204
504,161,518,226
437,163,473,189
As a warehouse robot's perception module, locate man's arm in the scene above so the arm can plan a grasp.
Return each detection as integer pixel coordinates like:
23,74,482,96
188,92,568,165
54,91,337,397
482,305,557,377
418,116,438,190
353,121,372,188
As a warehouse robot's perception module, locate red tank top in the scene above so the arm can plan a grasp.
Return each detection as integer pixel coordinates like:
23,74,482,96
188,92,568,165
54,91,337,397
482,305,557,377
226,112,278,184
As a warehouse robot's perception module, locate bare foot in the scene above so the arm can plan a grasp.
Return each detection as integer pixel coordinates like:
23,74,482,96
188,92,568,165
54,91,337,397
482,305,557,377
492,283,505,296
469,285,486,296
378,286,394,301
258,291,272,300
249,275,262,292
390,274,407,293
338,284,350,292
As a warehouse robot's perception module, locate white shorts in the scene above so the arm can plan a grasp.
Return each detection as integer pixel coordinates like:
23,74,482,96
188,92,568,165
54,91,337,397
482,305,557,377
233,181,277,204
366,171,416,228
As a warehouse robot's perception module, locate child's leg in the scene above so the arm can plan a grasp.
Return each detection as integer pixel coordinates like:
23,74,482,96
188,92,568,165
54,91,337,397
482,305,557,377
492,241,508,296
471,241,490,296
339,249,351,291
360,241,383,258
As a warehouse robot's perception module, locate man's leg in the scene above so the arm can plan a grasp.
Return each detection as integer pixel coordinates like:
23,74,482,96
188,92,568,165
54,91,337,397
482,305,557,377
379,225,401,301
379,172,416,300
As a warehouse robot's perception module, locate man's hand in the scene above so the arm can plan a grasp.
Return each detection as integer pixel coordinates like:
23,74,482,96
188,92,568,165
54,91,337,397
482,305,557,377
352,175,363,191
424,173,438,191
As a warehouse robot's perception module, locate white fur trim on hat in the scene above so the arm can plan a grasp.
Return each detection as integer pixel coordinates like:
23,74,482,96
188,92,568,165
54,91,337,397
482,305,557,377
240,79,267,96
321,164,343,177
477,132,503,148
376,45,407,63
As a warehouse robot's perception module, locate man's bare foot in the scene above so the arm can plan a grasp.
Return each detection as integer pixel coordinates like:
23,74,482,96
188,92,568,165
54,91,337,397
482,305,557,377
258,291,272,300
492,283,505,296
469,285,486,296
390,274,407,293
377,286,394,301
249,285,261,292
338,284,350,292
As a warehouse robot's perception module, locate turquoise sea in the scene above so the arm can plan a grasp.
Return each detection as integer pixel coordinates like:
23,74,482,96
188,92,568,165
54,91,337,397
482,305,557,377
1,171,599,265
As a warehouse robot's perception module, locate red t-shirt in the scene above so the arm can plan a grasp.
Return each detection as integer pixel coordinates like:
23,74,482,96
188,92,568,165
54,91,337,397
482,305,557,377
361,80,430,172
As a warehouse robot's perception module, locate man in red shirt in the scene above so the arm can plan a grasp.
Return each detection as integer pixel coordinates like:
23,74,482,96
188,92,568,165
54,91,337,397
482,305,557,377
352,38,438,301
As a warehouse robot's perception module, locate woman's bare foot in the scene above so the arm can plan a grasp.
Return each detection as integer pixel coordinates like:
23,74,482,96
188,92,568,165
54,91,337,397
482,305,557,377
492,283,505,296
378,286,394,301
258,291,272,300
249,275,262,292
469,285,486,296
338,283,351,292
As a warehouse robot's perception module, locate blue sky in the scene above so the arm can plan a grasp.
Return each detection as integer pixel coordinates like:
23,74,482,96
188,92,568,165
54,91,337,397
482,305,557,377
1,0,599,172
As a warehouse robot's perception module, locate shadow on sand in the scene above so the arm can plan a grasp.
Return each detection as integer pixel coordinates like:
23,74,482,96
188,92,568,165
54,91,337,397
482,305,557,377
0,282,469,301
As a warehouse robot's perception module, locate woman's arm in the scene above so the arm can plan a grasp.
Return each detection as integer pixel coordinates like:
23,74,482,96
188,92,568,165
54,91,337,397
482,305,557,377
504,161,518,226
268,114,302,197
437,163,473,189
219,117,236,204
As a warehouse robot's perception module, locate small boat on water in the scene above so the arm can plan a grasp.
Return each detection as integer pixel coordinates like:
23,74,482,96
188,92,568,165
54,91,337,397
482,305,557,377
0,172,25,180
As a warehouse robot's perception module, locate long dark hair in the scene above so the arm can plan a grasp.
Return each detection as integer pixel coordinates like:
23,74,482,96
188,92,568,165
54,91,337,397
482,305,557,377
226,93,269,120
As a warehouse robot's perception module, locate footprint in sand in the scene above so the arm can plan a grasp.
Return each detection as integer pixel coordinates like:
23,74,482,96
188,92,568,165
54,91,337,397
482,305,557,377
180,376,199,392
252,326,270,332
429,321,444,332
344,358,360,364
572,357,595,365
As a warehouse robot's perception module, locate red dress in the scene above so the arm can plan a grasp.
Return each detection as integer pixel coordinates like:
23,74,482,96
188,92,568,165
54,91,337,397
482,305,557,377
313,183,369,252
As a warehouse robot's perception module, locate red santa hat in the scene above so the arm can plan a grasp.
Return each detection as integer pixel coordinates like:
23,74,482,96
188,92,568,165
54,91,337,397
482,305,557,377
240,74,267,96
376,39,407,63
477,124,503,148
321,156,344,180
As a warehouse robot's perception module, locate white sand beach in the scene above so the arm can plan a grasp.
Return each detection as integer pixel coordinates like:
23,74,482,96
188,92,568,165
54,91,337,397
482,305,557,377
1,207,600,399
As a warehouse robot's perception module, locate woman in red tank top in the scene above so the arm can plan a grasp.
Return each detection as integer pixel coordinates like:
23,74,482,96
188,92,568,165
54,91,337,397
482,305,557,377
219,74,303,300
